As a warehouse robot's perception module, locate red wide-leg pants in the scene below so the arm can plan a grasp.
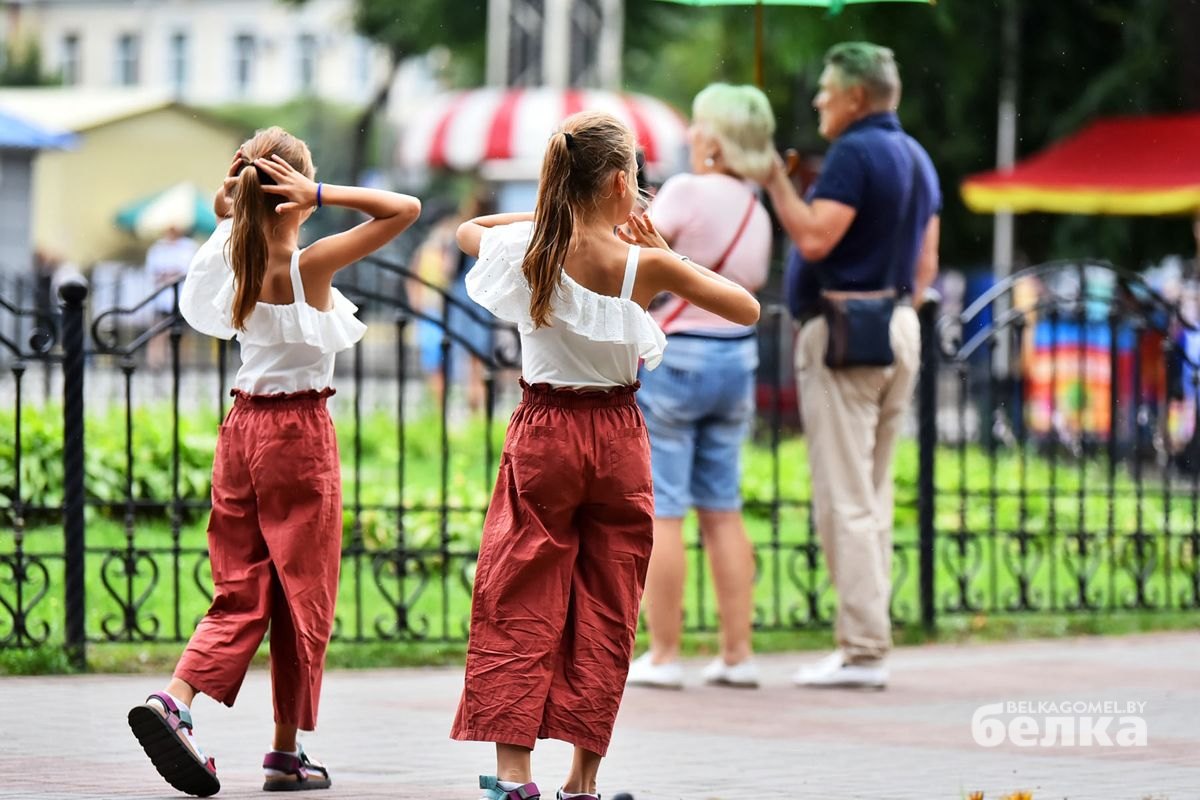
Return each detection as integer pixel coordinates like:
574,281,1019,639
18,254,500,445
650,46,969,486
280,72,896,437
175,389,342,731
452,381,655,756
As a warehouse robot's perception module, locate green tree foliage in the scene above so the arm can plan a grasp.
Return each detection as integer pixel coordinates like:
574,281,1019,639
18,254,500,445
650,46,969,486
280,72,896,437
0,41,59,87
278,0,486,194
345,0,486,81
624,0,1199,270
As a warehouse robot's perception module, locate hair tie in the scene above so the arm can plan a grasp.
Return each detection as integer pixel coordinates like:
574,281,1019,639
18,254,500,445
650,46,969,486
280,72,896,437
563,132,575,150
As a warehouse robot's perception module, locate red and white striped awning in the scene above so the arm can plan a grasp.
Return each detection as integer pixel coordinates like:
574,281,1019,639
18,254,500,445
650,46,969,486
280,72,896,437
400,87,689,180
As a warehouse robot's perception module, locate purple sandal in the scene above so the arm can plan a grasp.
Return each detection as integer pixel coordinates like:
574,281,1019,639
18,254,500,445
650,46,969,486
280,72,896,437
479,776,540,800
127,691,220,797
262,746,332,792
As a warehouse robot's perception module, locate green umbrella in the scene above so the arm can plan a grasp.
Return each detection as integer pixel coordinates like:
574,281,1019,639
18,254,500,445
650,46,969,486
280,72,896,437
115,182,218,240
655,0,935,86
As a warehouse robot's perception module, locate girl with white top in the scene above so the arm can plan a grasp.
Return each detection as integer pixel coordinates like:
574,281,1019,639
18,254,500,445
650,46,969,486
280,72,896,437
450,111,758,800
127,126,420,797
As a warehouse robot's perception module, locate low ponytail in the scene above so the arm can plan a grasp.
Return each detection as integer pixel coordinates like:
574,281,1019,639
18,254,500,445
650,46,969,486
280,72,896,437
523,132,575,329
228,164,269,330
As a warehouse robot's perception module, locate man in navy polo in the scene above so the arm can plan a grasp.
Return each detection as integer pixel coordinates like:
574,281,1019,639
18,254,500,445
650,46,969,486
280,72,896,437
760,41,941,689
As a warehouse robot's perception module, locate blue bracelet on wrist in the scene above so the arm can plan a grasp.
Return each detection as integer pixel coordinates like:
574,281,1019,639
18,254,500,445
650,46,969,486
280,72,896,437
316,182,323,209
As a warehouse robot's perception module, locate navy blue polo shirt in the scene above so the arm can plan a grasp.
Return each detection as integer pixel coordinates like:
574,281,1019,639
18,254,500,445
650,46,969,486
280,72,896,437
785,112,941,320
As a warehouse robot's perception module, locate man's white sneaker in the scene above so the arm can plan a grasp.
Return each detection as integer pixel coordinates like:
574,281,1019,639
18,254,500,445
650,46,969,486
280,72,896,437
626,652,684,689
700,657,760,688
792,652,887,689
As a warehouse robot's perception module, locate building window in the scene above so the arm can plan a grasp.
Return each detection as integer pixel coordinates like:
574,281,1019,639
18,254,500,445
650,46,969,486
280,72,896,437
233,33,255,97
297,33,317,94
508,0,544,87
115,33,139,86
569,0,603,87
168,32,188,96
61,33,80,85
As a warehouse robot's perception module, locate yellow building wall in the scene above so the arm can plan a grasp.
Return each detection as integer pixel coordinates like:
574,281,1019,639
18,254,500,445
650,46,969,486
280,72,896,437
33,109,242,266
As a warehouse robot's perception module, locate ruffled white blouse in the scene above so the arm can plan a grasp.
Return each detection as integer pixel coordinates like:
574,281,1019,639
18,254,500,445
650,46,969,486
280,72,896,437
465,221,665,388
179,219,367,394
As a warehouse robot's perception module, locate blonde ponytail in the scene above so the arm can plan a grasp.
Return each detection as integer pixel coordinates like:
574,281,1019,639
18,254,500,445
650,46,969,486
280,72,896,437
524,133,575,329
229,165,269,330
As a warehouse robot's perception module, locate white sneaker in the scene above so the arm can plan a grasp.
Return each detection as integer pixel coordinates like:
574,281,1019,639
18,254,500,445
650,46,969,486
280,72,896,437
626,652,684,689
792,651,887,689
700,657,760,688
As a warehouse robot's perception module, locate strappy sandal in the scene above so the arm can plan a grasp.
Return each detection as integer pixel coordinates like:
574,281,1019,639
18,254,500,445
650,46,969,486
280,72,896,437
262,746,332,792
479,775,540,800
127,691,220,797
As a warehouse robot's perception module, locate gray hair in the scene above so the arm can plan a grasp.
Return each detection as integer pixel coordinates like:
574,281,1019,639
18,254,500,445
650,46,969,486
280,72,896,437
824,42,901,107
691,83,777,182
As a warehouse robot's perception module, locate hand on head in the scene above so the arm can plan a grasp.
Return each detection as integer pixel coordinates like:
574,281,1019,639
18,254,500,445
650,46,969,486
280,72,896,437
255,154,319,215
760,150,787,188
219,150,248,202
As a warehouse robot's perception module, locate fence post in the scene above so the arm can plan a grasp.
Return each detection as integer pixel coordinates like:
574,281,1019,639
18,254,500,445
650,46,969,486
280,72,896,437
59,275,88,669
917,295,940,635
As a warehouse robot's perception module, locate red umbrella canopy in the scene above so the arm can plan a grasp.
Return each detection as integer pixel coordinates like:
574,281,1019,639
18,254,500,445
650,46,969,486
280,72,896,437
400,87,689,181
962,114,1200,216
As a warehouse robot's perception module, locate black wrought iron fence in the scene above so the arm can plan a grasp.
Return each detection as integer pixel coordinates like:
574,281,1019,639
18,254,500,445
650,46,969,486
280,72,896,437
927,261,1200,618
2,258,1198,668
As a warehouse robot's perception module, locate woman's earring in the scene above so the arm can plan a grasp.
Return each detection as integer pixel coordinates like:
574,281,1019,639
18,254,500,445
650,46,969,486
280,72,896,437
704,154,717,168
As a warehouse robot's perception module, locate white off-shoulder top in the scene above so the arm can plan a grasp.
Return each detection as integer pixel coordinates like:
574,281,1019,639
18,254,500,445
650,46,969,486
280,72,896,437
179,219,367,394
465,221,665,388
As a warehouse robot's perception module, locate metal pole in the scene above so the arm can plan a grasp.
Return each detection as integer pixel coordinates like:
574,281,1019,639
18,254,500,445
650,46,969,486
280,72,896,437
993,0,1020,373
917,296,941,634
755,0,765,89
59,274,89,669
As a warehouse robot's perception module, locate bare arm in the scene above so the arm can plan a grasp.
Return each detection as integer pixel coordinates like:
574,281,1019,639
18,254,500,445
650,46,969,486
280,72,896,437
456,212,536,257
255,155,421,274
761,154,856,262
913,215,940,304
619,213,759,325
639,249,760,325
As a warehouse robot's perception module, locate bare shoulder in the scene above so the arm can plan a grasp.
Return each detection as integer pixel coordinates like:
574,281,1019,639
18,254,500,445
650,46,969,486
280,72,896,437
637,247,686,277
630,247,688,301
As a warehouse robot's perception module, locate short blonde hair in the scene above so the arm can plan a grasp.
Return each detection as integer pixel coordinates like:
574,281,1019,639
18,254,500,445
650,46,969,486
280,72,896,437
692,83,776,182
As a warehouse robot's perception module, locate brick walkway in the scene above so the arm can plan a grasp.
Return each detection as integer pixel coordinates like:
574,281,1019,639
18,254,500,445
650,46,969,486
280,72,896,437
1,631,1196,799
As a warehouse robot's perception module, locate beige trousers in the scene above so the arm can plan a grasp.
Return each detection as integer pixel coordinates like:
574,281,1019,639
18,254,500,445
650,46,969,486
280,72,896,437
795,306,921,664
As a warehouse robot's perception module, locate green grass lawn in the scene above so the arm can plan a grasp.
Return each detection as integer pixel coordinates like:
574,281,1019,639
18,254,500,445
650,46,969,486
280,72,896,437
3,405,1200,675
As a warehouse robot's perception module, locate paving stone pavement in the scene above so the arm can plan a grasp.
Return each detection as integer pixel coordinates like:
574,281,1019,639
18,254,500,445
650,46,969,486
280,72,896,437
1,631,1197,800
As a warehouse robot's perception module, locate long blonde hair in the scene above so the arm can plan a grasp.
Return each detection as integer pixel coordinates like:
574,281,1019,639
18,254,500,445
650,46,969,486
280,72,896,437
226,126,315,330
523,111,637,329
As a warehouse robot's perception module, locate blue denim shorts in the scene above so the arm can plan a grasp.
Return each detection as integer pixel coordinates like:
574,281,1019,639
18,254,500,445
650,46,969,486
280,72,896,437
636,333,758,518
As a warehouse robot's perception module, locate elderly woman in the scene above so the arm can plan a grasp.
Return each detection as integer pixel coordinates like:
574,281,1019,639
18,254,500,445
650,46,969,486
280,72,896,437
627,83,775,690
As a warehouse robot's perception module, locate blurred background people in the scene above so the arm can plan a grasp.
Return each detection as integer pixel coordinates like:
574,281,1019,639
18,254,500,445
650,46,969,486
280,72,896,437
627,83,775,690
143,224,198,369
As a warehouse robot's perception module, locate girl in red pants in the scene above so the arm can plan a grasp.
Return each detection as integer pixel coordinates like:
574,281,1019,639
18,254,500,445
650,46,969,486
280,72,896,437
452,111,759,800
127,127,420,797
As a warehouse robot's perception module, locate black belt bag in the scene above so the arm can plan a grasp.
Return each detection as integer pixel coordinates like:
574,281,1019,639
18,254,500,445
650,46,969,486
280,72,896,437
820,288,896,369
818,137,925,370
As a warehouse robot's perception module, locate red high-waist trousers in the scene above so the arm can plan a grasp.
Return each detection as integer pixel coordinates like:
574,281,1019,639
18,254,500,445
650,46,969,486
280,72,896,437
452,381,655,757
175,389,342,731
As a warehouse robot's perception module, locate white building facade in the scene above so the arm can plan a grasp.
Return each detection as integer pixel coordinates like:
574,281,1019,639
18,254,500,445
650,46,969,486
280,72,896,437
486,0,623,89
7,0,393,106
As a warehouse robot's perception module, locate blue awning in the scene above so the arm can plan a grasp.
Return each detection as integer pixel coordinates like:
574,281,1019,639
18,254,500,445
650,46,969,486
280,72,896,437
0,108,77,150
